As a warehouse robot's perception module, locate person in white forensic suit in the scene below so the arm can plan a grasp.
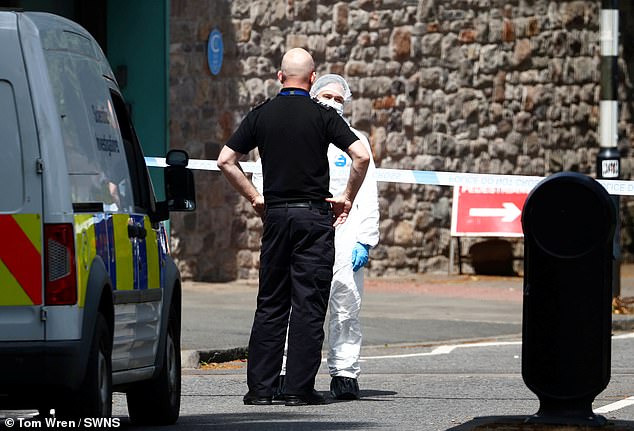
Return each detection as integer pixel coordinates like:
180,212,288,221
253,74,379,400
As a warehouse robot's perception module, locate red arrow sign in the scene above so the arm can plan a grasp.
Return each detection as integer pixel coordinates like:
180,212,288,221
451,187,528,237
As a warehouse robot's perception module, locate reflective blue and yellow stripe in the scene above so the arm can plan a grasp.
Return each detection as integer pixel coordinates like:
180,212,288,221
144,216,161,290
74,213,163,307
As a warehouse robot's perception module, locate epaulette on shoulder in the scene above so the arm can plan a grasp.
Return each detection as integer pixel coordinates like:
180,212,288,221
252,98,270,111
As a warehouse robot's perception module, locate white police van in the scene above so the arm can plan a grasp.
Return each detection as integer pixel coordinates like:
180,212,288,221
0,11,195,424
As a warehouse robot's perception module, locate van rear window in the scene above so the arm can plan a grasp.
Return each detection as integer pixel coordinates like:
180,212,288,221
40,29,98,59
44,51,134,213
0,81,24,212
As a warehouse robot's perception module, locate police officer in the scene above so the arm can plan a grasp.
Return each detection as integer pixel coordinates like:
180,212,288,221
217,48,370,406
253,74,380,401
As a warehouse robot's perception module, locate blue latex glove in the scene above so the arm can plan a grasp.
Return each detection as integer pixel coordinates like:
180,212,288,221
351,242,370,272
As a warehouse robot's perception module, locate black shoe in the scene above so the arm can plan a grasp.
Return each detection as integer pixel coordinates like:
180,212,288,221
243,391,273,405
330,376,359,400
285,390,326,406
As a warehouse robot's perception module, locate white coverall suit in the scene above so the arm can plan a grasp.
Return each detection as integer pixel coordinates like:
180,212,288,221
252,128,379,380
326,129,379,378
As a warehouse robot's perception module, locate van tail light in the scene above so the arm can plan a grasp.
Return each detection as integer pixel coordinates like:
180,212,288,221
44,224,77,305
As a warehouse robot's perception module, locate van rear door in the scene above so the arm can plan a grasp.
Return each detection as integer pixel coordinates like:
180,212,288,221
0,12,45,341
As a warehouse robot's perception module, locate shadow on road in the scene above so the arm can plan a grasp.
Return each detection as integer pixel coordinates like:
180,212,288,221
119,412,377,430
324,389,398,404
447,416,634,430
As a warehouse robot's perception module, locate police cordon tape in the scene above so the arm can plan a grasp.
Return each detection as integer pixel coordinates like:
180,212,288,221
145,157,634,196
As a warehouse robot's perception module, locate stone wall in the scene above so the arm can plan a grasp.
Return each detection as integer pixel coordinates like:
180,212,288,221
169,0,634,281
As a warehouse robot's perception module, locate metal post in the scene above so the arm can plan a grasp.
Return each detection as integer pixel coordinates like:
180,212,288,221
449,237,454,275
597,0,621,297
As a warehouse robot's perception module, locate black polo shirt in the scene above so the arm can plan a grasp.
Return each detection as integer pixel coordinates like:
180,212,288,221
226,88,359,205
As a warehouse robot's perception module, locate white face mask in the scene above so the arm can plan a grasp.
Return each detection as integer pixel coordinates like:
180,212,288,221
318,97,344,116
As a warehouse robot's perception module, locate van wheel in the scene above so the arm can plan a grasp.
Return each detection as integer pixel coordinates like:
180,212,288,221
57,313,112,418
127,306,181,425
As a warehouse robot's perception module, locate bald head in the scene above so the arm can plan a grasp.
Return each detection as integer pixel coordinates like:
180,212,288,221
278,48,316,89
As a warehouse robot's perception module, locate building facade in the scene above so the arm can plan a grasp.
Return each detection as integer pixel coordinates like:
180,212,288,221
168,0,634,281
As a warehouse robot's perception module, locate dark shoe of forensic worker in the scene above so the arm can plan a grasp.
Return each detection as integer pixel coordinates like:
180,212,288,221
243,391,273,405
285,390,326,406
330,376,360,400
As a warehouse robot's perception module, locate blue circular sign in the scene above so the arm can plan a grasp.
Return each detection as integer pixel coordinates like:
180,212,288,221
207,29,223,76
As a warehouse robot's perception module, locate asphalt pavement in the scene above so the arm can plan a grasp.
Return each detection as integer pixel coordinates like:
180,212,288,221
165,265,634,430
4,264,634,430
180,264,634,368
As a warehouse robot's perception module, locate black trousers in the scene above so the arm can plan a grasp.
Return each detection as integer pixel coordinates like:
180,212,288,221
247,204,335,396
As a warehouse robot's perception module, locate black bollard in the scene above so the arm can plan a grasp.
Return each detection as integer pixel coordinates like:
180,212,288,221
521,172,616,425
